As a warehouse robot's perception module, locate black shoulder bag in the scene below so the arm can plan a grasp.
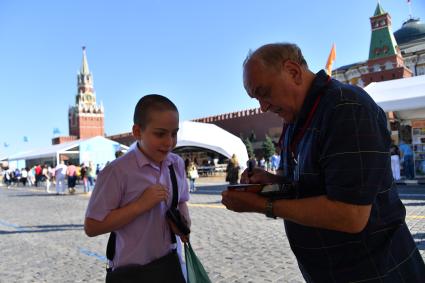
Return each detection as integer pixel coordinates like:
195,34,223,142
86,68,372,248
105,165,188,283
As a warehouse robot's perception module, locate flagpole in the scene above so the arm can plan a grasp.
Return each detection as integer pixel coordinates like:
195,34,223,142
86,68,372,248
408,0,413,19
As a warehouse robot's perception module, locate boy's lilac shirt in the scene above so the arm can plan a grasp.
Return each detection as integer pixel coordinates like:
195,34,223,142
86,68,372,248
85,148,189,269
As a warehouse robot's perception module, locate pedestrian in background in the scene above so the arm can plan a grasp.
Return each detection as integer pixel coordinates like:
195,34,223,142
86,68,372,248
67,161,77,194
270,152,280,173
87,161,96,193
55,161,67,195
187,161,198,192
399,140,415,180
390,141,401,181
27,166,35,187
80,163,88,193
42,165,51,193
226,154,240,185
34,164,42,187
21,168,28,187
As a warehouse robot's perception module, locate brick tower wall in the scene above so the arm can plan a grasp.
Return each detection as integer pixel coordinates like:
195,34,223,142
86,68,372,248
193,109,284,141
77,114,104,138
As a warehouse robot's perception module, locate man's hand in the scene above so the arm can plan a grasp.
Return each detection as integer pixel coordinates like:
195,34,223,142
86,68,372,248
221,189,266,213
240,167,282,184
135,184,169,214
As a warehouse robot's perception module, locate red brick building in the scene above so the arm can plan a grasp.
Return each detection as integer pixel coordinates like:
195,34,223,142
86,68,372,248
52,47,104,145
192,108,283,143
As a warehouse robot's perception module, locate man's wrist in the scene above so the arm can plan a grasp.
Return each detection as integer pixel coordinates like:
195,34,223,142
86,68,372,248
265,198,276,219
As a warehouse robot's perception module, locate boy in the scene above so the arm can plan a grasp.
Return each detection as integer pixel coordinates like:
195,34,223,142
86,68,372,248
85,94,190,282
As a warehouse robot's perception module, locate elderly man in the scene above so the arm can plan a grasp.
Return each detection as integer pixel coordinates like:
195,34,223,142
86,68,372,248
222,43,425,282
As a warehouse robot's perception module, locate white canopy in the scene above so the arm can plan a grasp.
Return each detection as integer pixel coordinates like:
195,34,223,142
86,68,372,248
6,136,128,166
8,139,83,161
130,121,249,168
364,75,425,119
177,121,248,168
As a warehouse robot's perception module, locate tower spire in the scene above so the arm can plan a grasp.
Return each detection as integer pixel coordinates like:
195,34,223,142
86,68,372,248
81,46,90,75
69,47,104,139
360,3,412,86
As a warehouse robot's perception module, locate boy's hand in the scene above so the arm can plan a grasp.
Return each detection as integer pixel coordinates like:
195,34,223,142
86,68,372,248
136,184,168,213
167,214,190,243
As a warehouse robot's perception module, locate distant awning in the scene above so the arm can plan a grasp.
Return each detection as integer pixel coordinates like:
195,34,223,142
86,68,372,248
130,121,249,168
7,136,128,161
364,75,425,119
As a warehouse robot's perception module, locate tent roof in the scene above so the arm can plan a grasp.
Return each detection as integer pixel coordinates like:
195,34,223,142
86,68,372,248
364,75,425,113
177,121,248,168
130,121,249,168
7,136,128,161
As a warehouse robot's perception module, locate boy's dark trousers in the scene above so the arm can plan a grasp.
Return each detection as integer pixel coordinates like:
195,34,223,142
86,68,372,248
105,250,185,283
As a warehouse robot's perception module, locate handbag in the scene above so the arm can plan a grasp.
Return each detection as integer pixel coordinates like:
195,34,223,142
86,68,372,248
184,242,212,283
105,165,185,283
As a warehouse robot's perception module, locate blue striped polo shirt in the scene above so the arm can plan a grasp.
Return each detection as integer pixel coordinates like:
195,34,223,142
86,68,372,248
279,70,425,282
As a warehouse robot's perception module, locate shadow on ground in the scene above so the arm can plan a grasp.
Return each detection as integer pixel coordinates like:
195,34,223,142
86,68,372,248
0,224,83,235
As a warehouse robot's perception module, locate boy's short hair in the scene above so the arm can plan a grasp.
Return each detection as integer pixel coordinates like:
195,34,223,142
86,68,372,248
133,94,178,130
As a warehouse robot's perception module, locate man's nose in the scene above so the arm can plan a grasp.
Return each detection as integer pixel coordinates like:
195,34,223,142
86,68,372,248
259,100,270,112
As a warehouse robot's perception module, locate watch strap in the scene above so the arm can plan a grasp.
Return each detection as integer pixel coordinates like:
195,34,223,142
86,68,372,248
265,198,276,219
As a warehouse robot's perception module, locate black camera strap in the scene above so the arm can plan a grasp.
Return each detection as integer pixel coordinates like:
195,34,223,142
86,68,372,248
106,164,179,270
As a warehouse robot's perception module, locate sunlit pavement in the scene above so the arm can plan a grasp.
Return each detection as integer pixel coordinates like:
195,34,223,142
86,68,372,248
0,184,424,283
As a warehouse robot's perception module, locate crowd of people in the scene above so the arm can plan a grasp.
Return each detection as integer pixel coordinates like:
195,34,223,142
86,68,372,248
1,161,99,195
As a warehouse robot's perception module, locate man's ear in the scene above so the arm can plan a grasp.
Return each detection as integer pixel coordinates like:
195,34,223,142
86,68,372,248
132,124,141,140
282,60,303,85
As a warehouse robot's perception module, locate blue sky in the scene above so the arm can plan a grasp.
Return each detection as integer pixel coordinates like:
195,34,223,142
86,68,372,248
0,0,424,156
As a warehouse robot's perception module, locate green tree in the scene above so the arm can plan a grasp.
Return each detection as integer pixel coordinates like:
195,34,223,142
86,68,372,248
262,135,275,160
244,138,254,158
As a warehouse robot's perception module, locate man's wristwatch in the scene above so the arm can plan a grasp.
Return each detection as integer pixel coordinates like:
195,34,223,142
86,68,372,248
265,198,276,219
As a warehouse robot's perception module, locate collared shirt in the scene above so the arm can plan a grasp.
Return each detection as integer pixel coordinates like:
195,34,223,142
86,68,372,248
85,148,189,269
279,70,425,282
399,143,413,157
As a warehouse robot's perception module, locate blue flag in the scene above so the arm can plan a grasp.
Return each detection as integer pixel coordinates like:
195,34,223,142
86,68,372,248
53,128,61,135
23,136,29,142
3,142,9,148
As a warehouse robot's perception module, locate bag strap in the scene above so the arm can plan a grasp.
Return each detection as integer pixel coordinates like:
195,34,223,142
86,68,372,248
169,164,179,210
106,163,179,268
168,164,178,244
106,231,116,262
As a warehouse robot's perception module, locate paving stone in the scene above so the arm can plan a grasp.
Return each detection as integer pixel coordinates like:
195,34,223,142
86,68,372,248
0,184,424,282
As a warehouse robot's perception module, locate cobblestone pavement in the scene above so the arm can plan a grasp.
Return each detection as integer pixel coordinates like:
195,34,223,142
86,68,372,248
0,184,424,283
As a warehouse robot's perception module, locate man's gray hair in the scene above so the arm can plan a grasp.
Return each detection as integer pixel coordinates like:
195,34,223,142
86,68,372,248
243,43,308,71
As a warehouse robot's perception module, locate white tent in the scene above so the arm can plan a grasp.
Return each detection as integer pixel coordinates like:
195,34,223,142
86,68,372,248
6,136,128,168
177,121,248,168
130,121,249,168
364,75,425,119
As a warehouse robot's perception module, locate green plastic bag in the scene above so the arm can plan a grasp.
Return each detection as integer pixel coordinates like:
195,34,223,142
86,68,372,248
184,242,212,283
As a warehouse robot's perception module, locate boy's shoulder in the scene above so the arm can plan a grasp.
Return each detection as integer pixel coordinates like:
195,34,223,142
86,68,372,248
168,152,184,165
102,149,137,173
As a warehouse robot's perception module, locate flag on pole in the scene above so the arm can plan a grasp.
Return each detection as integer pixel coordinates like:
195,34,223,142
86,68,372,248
3,142,9,148
325,43,336,76
23,136,29,142
53,128,61,135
